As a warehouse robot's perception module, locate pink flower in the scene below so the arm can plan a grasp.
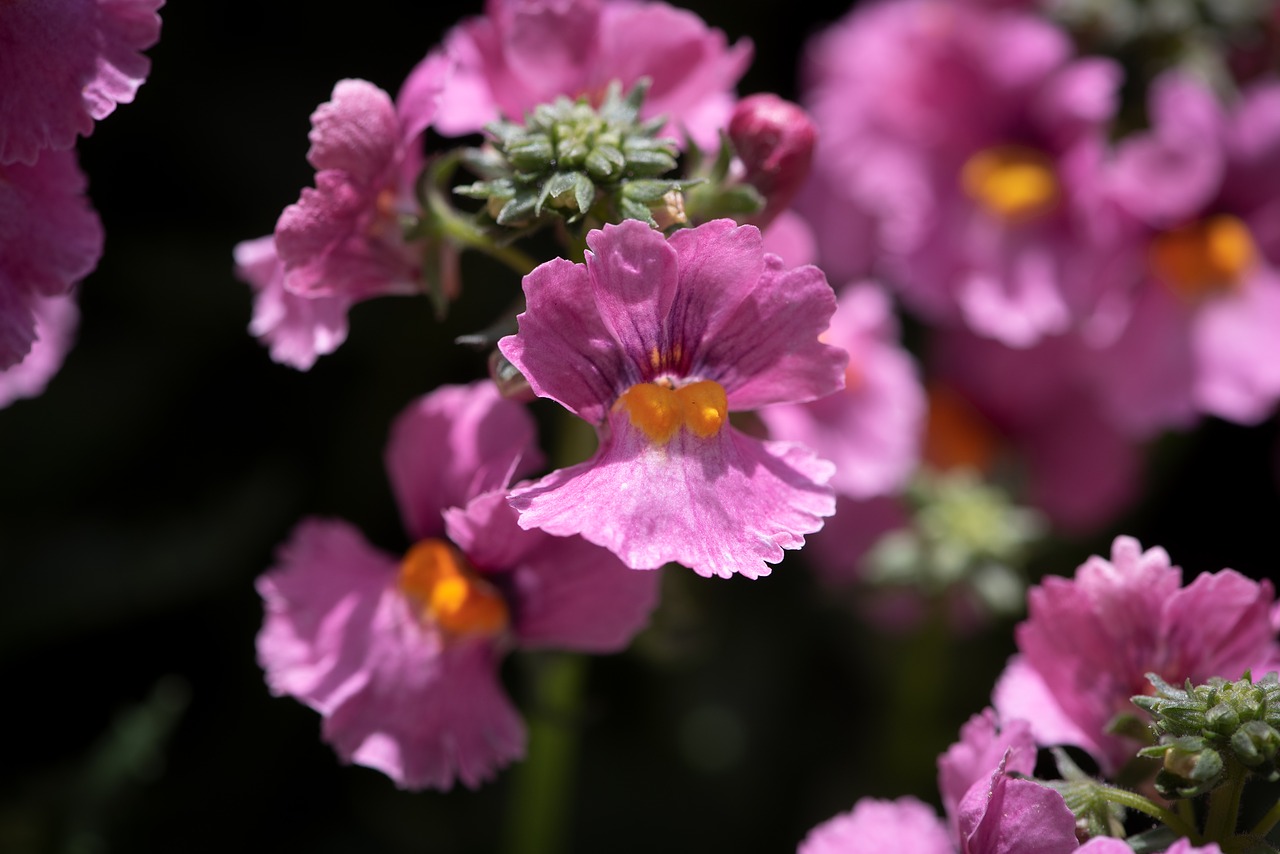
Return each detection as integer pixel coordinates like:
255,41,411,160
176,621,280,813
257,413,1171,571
0,0,164,166
499,218,845,579
428,0,751,149
800,709,1079,854
256,382,658,789
242,57,450,367
759,283,925,502
0,152,102,372
994,536,1280,773
930,330,1142,532
798,0,1129,347
1088,73,1280,433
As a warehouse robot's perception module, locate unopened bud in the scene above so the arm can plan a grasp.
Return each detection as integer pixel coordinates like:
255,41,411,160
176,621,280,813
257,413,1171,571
727,94,816,228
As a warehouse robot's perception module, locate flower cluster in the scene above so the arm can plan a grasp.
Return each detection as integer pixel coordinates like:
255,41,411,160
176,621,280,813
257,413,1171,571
0,0,163,405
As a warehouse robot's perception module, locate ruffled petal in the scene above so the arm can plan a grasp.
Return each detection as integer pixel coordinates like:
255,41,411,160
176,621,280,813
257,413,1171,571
0,293,79,408
234,235,351,371
306,79,400,184
957,754,1079,854
937,708,1036,834
385,382,542,541
0,152,103,369
500,257,635,424
445,491,659,652
0,0,163,165
510,417,835,579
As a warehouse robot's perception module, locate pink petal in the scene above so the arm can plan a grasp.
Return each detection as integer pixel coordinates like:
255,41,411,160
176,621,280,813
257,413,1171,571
1191,270,1280,424
957,755,1079,854
510,416,835,579
799,797,951,854
0,0,163,165
0,292,79,408
233,235,351,371
306,79,400,184
0,151,103,369
385,382,542,541
445,490,659,652
937,708,1036,834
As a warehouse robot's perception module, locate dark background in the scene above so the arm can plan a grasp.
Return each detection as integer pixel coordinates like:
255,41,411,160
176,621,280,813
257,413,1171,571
4,1,1280,851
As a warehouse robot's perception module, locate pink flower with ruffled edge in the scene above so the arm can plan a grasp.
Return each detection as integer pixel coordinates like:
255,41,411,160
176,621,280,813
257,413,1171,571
800,708,1080,854
256,382,658,789
798,0,1129,347
237,56,450,367
1087,72,1280,434
0,152,102,372
759,283,925,502
994,536,1280,774
426,0,751,149
499,218,844,580
0,0,164,166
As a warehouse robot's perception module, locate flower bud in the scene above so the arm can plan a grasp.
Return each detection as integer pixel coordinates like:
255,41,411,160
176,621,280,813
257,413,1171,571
727,94,816,228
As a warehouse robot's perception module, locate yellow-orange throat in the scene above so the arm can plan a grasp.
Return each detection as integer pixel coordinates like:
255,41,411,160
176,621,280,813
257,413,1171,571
614,379,729,444
961,145,1059,222
1149,214,1256,302
397,539,509,636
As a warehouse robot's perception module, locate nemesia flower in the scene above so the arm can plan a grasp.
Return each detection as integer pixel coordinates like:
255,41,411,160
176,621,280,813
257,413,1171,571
798,0,1129,346
0,295,78,409
427,0,752,148
800,708,1080,854
257,382,658,789
994,536,1280,773
930,330,1141,532
500,218,845,579
0,152,103,371
759,283,924,502
238,56,450,367
1088,72,1280,433
0,0,164,165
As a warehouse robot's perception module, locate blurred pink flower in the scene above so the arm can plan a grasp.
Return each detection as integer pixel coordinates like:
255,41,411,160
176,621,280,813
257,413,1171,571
427,0,751,149
500,219,844,579
257,382,658,789
801,708,1079,854
238,57,451,368
0,152,102,372
994,535,1280,773
0,0,164,166
798,0,1129,347
1088,73,1280,433
759,283,925,502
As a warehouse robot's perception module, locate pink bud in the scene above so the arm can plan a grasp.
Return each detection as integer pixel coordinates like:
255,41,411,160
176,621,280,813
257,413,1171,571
727,94,817,228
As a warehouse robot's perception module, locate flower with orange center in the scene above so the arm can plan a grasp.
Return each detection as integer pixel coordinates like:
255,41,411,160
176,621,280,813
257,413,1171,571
1148,214,1257,303
398,539,509,637
961,145,1059,223
501,219,847,579
255,382,659,792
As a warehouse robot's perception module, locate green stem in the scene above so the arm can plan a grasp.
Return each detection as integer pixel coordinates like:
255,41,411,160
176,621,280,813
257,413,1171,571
1205,763,1248,843
1249,795,1280,839
501,653,588,854
1095,786,1202,842
425,153,540,277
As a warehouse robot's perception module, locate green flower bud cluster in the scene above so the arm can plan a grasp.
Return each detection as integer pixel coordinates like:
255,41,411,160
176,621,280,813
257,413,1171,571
1134,672,1280,798
861,469,1043,616
456,79,691,227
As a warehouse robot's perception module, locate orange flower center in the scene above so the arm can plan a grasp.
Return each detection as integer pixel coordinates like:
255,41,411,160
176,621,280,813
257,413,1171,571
614,379,729,444
1149,214,1256,302
961,145,1059,222
397,539,509,636
923,384,998,474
